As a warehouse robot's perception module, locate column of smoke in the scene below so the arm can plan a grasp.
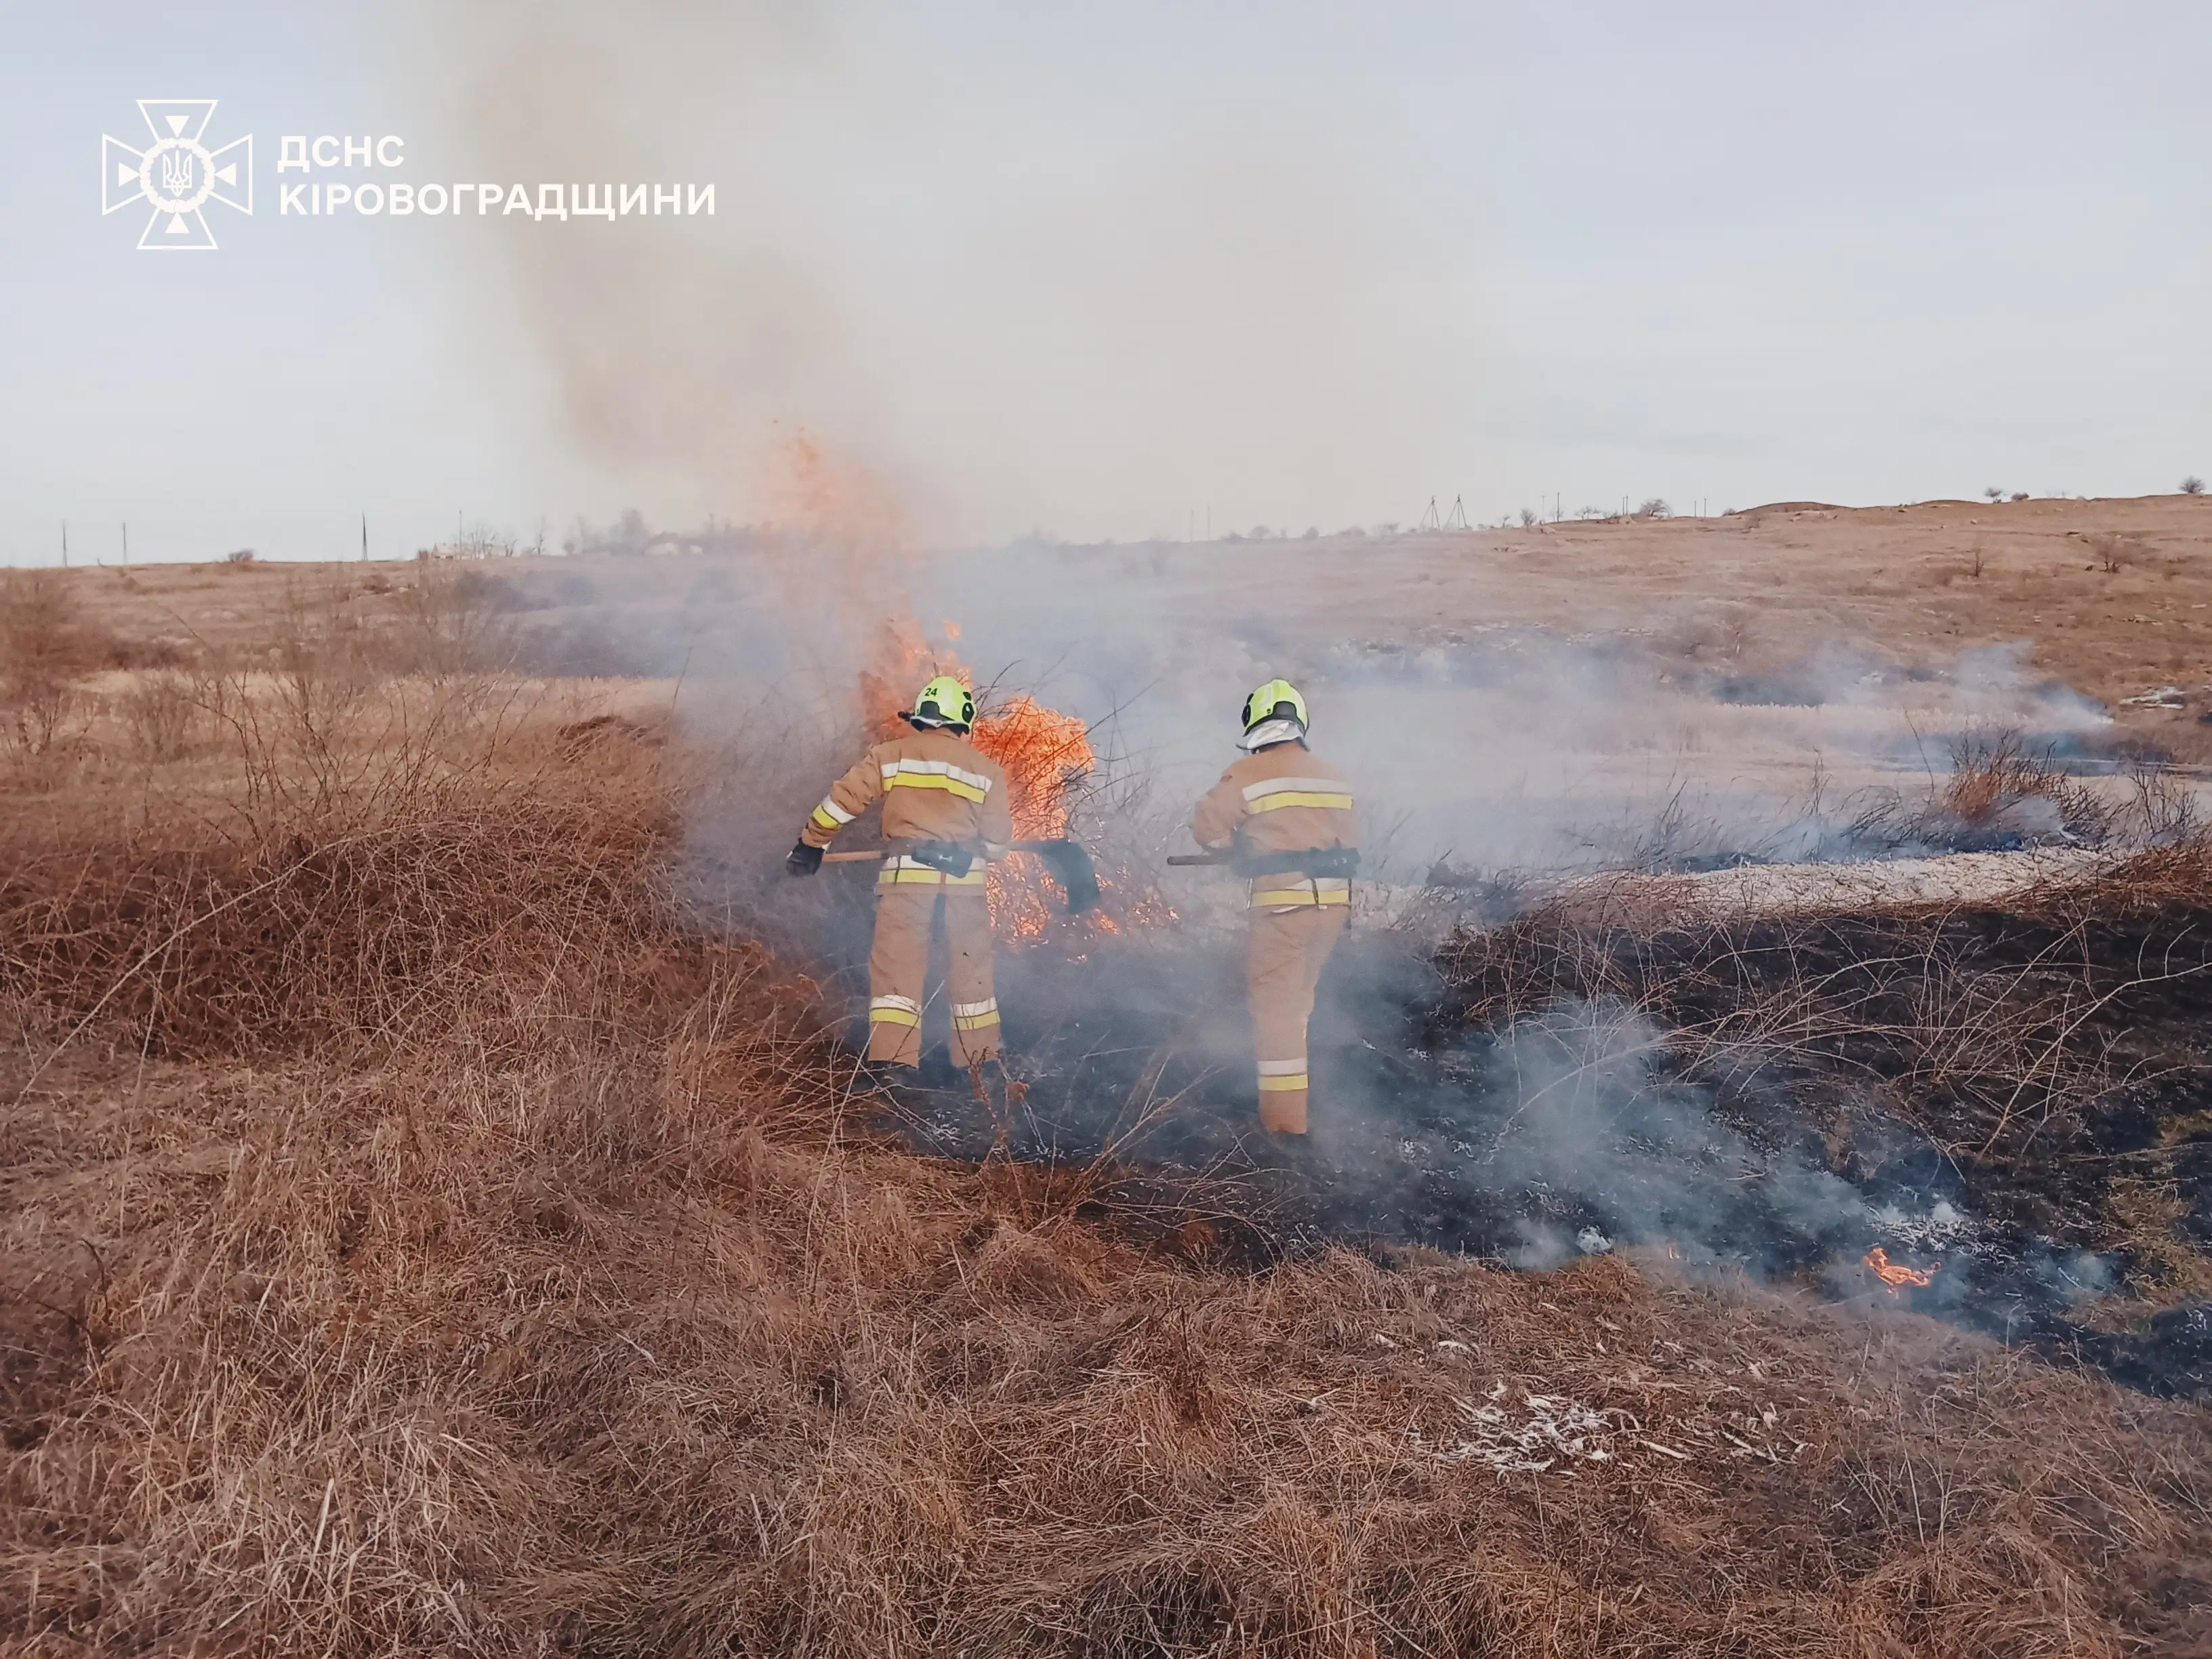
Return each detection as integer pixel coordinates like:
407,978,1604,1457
413,3,2123,1284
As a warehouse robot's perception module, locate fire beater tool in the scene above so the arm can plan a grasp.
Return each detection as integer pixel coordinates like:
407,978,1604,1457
822,839,1100,915
1166,848,1361,876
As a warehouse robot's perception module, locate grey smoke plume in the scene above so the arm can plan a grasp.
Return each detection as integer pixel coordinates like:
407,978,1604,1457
1328,996,1872,1273
404,2,1440,542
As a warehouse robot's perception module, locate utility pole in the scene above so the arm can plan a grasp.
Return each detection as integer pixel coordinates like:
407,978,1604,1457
361,512,368,562
122,522,128,564
61,522,68,567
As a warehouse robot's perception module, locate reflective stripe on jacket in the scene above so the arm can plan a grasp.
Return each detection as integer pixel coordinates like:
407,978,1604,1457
799,728,1015,854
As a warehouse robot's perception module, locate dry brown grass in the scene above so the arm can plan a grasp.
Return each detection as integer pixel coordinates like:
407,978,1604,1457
1435,844,2212,1172
2,573,2209,1656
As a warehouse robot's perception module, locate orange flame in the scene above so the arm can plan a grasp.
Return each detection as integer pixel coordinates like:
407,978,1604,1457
973,695,1093,840
848,594,1174,943
1864,1247,1938,1294
972,695,1094,939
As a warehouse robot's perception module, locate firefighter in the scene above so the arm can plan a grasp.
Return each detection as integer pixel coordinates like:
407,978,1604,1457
785,676,1014,1070
1189,678,1356,1135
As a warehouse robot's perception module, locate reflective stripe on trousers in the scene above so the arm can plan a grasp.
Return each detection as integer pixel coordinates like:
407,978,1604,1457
1247,905,1345,1134
865,888,999,1067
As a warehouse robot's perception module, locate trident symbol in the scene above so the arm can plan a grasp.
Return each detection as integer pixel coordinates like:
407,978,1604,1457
103,100,253,250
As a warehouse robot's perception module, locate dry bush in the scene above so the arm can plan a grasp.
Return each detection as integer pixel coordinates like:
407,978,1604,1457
0,572,117,760
116,670,204,762
1655,604,1757,665
1938,729,2108,842
2088,533,2142,575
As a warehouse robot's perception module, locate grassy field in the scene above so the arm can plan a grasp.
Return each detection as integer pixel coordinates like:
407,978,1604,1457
3,535,2211,1656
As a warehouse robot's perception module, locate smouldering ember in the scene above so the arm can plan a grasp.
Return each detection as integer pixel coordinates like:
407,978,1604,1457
1864,1246,1940,1294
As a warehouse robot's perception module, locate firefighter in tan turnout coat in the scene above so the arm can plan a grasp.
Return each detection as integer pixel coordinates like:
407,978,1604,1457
1189,679,1355,1135
786,676,1014,1069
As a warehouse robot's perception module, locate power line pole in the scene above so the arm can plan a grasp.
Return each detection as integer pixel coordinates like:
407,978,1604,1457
122,522,128,565
361,512,368,562
61,521,68,567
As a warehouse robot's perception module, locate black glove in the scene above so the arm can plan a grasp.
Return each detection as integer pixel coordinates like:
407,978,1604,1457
785,841,823,877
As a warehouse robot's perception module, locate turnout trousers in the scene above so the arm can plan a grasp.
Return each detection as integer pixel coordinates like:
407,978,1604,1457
865,887,1001,1067
1246,904,1347,1134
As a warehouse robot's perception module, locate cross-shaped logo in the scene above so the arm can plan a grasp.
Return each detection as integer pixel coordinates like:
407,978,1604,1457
102,100,252,251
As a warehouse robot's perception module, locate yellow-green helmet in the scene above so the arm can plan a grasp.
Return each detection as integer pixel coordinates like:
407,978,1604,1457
1240,678,1309,741
909,674,975,732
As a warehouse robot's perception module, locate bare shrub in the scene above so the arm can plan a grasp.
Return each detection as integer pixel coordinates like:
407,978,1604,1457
118,670,204,761
2088,532,2139,574
0,570,109,758
1638,497,1671,518
2009,491,2029,502
224,548,255,564
1940,729,2108,842
2118,755,2200,843
2182,476,2205,495
451,520,518,558
1983,486,2005,502
1519,508,1538,527
1656,603,1756,664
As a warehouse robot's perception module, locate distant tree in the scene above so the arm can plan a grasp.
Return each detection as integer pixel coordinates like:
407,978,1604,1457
2184,476,2206,495
224,548,255,563
1519,508,1538,527
1302,525,1320,539
1639,497,1671,518
1983,487,2005,502
2009,491,2028,502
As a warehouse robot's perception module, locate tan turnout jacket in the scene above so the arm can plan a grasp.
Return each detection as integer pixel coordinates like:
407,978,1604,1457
801,727,1015,891
1191,742,1355,909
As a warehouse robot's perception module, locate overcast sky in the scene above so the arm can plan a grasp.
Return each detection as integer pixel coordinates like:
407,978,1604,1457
4,1,2209,563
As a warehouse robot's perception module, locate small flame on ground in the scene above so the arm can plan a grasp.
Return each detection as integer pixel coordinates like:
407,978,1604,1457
1864,1246,1939,1294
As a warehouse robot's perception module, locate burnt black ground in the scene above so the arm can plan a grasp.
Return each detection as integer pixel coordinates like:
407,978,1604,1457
853,899,2212,1402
